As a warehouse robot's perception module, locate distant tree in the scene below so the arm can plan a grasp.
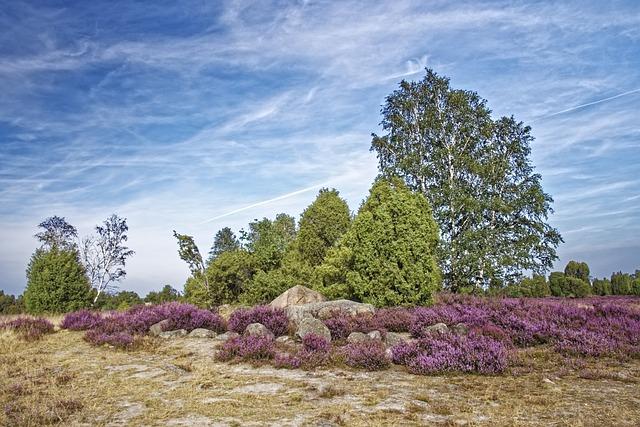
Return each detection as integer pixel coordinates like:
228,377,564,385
562,277,591,298
241,214,296,271
208,227,240,262
82,214,135,304
564,261,590,284
548,272,566,297
0,291,25,314
24,247,92,313
206,250,256,305
94,290,143,310
631,271,640,296
174,231,209,295
317,178,441,306
34,216,78,250
293,188,351,267
371,69,562,292
610,272,633,295
591,278,612,296
145,285,180,304
518,275,551,297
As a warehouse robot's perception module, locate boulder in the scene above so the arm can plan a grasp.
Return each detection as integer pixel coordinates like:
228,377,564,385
188,328,217,338
384,332,408,348
425,322,449,335
270,285,326,309
149,319,170,337
158,329,187,339
244,323,275,339
452,323,469,336
367,330,383,341
286,299,376,324
347,332,370,344
295,317,331,342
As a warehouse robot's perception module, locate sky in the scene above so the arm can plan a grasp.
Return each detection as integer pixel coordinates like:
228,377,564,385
0,0,639,296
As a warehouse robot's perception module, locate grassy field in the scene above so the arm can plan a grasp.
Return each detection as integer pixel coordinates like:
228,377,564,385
1,319,639,426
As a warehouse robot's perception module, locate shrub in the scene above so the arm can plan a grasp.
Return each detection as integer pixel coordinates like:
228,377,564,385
61,310,103,331
228,305,288,336
24,247,92,314
373,307,414,332
84,330,137,349
0,317,55,341
273,352,302,369
392,333,509,374
343,340,390,370
216,335,275,362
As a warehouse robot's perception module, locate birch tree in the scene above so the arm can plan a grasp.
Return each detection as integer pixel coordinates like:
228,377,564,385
173,230,209,294
371,69,562,291
82,214,135,303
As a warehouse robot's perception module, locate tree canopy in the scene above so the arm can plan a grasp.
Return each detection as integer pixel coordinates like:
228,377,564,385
371,69,562,292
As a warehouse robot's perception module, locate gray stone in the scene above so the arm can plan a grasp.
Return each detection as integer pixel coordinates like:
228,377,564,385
347,332,370,344
158,329,187,338
452,323,469,336
286,299,376,324
215,331,239,341
270,285,326,309
149,319,170,336
367,330,383,341
425,322,449,335
188,328,217,338
244,323,274,339
275,336,294,345
384,332,407,348
295,317,331,341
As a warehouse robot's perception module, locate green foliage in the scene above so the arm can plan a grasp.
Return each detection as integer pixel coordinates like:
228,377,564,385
173,230,209,293
207,250,256,305
610,272,633,295
591,278,612,296
240,268,298,305
317,178,441,306
293,188,351,267
208,227,240,262
504,275,551,297
94,290,143,310
370,69,562,291
0,291,25,314
547,271,590,297
564,260,590,283
24,247,92,314
241,214,296,271
34,216,78,250
548,271,565,297
144,285,181,304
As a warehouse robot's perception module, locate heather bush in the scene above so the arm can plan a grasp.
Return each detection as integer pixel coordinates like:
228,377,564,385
392,332,509,374
273,352,302,369
372,307,414,332
0,317,55,341
228,305,288,336
84,330,137,349
343,340,390,370
216,335,275,362
60,309,103,331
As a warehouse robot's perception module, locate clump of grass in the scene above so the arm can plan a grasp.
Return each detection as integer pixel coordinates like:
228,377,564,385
0,317,54,341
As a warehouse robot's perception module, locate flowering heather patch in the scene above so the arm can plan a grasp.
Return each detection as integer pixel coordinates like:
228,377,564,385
409,296,640,358
228,305,289,336
323,311,390,340
216,335,276,362
273,352,302,369
372,307,415,332
83,330,136,349
60,310,103,331
391,332,510,374
343,340,390,370
0,317,54,341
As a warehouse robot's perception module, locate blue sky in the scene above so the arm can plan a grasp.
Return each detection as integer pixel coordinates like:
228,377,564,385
1,0,639,296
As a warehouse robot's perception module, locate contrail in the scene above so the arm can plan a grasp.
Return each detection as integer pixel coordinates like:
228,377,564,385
199,182,329,224
533,88,640,122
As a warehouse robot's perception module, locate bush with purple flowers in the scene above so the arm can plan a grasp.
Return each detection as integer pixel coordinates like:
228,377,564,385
228,305,289,336
216,335,276,362
84,330,137,349
0,316,54,341
343,340,390,370
61,310,103,331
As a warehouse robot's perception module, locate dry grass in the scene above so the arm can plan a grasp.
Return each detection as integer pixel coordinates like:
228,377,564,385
1,324,639,426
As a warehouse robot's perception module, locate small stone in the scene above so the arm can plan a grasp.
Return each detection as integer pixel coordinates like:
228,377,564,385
244,323,275,339
215,331,240,341
276,336,294,345
149,319,170,336
295,317,331,341
188,328,217,338
347,332,370,344
158,329,187,338
452,323,469,335
384,332,407,348
367,330,382,341
425,322,449,335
